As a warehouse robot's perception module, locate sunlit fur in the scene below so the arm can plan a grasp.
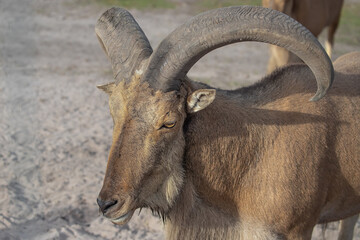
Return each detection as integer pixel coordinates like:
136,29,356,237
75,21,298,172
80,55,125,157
99,52,360,239
263,0,344,73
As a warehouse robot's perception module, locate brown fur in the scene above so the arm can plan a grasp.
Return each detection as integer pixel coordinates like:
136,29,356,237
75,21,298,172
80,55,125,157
262,0,344,73
97,52,360,239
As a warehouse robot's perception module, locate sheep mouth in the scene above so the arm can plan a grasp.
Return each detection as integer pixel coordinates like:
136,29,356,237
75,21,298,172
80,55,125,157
110,210,135,225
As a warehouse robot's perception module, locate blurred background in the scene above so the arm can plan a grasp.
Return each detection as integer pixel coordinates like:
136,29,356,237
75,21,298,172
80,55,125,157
0,0,359,239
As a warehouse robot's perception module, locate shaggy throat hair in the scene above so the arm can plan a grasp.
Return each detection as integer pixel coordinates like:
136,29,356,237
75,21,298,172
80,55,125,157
144,127,186,218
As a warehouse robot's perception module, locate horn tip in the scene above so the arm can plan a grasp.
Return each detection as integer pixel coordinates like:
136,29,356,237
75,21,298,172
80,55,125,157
309,90,327,102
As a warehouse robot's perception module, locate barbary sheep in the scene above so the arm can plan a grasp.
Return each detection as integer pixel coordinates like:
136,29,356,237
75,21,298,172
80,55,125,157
95,6,360,240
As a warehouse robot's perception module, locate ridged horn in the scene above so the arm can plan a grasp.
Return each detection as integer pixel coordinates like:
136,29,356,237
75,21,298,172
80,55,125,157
96,7,152,83
143,6,333,101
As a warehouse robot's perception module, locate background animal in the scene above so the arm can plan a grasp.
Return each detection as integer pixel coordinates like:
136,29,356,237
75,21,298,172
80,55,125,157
96,6,360,240
262,0,344,73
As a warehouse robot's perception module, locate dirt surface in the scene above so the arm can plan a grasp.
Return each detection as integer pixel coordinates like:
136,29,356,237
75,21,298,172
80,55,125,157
0,0,359,239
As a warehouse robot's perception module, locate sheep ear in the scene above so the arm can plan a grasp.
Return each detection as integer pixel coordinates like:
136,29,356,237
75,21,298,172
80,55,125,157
97,82,116,95
187,89,216,113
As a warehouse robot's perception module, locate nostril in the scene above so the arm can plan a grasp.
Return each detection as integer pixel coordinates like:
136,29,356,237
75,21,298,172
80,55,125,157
97,198,118,214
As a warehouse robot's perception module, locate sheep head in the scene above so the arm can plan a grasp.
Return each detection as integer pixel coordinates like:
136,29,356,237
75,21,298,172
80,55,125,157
97,73,216,224
95,6,333,225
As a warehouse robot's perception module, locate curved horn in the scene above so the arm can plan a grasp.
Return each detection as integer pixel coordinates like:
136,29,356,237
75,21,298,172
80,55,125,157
96,7,152,83
143,6,333,101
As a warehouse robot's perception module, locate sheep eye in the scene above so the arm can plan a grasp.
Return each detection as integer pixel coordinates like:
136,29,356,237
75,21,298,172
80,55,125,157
162,121,176,129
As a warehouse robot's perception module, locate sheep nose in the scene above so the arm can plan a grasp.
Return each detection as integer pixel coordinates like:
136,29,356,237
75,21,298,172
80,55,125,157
97,198,118,214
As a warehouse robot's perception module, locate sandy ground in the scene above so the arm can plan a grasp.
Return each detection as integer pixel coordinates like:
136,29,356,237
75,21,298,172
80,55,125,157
0,0,359,239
